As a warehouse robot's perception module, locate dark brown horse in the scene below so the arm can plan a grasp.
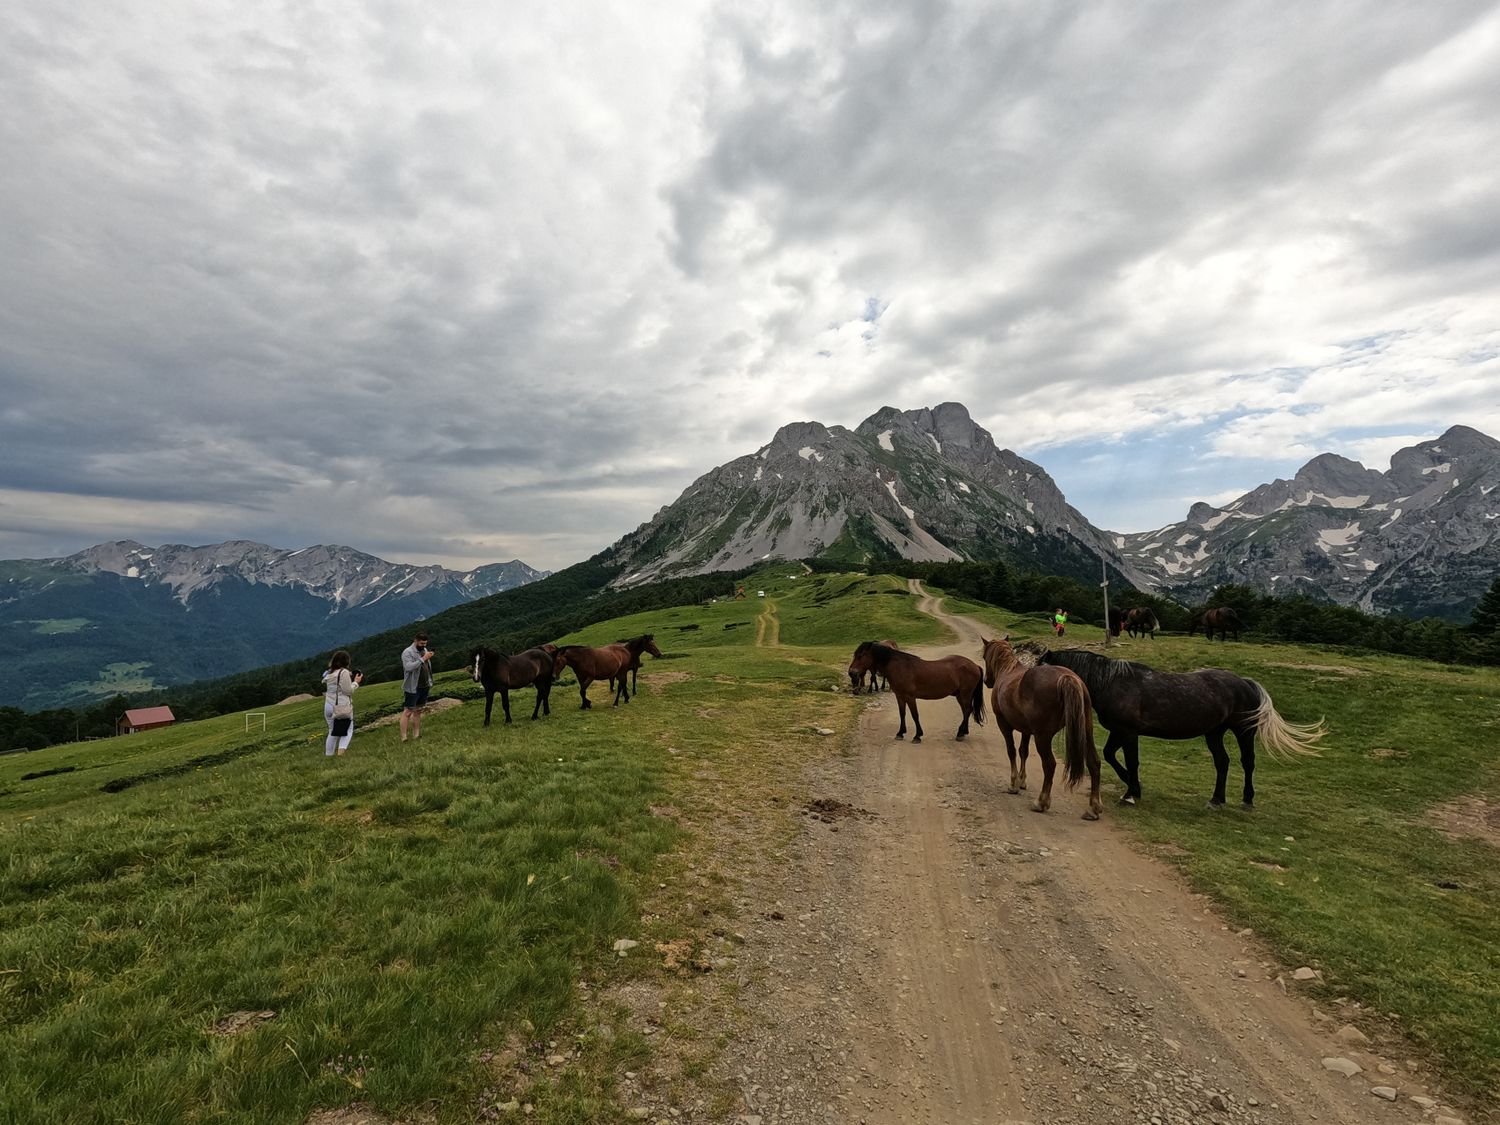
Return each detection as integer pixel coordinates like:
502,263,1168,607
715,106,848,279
981,637,1102,820
1189,607,1242,641
847,641,984,743
552,638,651,708
847,639,900,693
1040,646,1324,808
612,634,663,695
1124,607,1160,640
470,645,555,725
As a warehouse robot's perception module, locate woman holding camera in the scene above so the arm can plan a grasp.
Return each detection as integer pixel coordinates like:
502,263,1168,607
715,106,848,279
321,649,364,756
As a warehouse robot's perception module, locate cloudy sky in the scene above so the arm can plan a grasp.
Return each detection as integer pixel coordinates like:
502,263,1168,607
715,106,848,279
3,0,1498,572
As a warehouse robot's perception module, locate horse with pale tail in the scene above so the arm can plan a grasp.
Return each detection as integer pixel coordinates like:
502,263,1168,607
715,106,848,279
1039,646,1325,808
981,636,1103,820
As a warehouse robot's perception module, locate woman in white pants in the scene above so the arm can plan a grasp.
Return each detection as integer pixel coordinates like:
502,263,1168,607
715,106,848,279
321,650,363,756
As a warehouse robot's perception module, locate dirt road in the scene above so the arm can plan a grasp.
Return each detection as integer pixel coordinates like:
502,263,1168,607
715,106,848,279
720,581,1462,1124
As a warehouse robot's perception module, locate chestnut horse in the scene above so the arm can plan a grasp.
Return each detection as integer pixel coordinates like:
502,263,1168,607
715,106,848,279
847,641,984,743
612,634,664,695
980,637,1102,820
553,636,657,708
1189,607,1241,641
470,645,555,725
847,639,900,694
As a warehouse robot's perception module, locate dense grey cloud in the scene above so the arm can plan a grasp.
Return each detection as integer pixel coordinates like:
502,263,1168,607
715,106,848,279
2,0,1498,569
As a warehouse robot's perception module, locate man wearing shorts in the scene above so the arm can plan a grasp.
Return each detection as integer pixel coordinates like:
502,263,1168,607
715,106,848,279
400,632,434,742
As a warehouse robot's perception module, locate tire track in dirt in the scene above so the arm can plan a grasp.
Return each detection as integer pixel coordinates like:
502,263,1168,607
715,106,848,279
756,597,781,647
717,580,1459,1125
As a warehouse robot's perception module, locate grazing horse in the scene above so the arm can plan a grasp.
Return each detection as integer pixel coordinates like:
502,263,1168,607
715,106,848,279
1189,607,1242,641
1123,607,1161,640
981,637,1103,820
1039,647,1324,808
611,634,663,696
470,645,555,725
847,641,984,743
552,642,635,708
847,639,900,693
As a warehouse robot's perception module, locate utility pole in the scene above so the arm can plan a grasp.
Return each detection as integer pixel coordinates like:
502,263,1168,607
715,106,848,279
1100,559,1113,648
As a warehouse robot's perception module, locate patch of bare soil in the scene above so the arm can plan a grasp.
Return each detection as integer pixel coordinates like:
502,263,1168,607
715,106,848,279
800,798,876,823
1427,794,1500,849
209,1009,276,1036
1265,662,1369,677
360,698,463,731
278,693,318,705
303,1105,400,1125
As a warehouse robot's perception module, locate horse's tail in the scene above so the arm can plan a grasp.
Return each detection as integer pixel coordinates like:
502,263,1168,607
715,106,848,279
1247,679,1325,761
1061,674,1095,790
969,675,985,727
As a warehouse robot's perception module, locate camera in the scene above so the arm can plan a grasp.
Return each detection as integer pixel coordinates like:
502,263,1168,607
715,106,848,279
353,670,363,679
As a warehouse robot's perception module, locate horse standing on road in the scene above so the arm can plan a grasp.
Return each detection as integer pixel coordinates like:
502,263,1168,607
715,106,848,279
847,639,900,693
1039,647,1325,808
847,641,984,743
1189,607,1242,641
470,645,556,725
980,637,1103,820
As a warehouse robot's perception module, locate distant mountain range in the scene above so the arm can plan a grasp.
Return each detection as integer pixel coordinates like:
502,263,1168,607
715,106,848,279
603,403,1498,621
0,541,546,710
1119,424,1500,619
609,402,1152,589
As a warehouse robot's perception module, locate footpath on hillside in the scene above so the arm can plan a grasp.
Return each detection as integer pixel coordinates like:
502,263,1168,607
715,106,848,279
711,580,1463,1125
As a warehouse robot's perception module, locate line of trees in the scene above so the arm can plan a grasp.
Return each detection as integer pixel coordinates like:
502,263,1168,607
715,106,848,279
856,559,1500,666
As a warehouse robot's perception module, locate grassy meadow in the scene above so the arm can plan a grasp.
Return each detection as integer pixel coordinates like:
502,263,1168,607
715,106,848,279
3,570,1499,1120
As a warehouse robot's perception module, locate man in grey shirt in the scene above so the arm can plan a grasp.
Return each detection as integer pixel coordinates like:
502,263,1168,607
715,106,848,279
400,631,434,742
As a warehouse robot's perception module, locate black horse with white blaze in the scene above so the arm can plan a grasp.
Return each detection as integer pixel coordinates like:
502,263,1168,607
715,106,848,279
470,645,556,725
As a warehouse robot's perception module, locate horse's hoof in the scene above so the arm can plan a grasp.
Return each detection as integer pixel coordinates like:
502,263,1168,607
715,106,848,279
1082,810,1100,821
895,733,904,740
912,737,922,744
1030,802,1049,814
955,733,966,741
1241,801,1254,811
1206,801,1224,811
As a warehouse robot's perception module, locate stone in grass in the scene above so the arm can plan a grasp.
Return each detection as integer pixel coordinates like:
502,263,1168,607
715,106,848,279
1335,1024,1369,1045
1293,966,1320,981
1322,1057,1363,1077
1410,1095,1438,1109
1208,1093,1229,1111
1370,1087,1398,1101
613,939,639,954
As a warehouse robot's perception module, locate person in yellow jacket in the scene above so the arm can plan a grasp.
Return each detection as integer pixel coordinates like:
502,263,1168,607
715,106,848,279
1052,608,1068,637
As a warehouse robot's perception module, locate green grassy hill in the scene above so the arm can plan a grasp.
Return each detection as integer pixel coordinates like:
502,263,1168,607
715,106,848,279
3,570,1499,1122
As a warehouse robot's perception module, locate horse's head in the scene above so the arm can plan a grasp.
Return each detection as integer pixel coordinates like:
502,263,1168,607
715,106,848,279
643,634,663,659
979,635,1013,687
1187,612,1202,635
847,664,866,692
848,642,875,676
469,646,487,683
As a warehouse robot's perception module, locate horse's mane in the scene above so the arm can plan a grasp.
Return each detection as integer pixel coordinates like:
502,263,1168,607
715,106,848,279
857,640,903,668
1044,646,1149,685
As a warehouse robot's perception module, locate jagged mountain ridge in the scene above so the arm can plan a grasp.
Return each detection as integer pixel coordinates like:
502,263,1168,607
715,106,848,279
0,541,547,710
48,540,545,610
1118,425,1500,619
607,402,1150,588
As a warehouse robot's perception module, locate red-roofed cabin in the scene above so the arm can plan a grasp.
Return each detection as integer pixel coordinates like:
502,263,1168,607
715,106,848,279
117,706,176,735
